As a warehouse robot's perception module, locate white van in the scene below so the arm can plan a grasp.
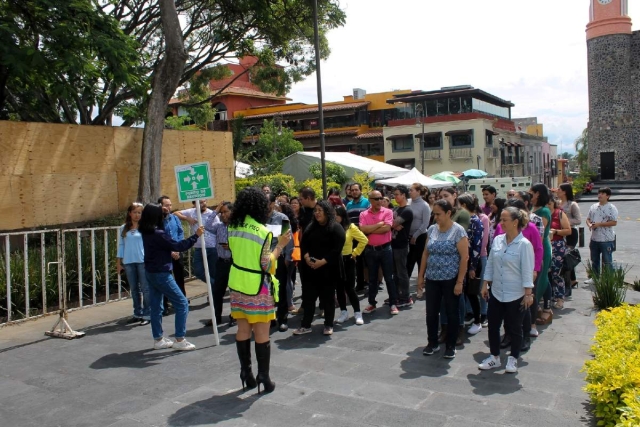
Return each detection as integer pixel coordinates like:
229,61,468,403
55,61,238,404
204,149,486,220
464,177,532,200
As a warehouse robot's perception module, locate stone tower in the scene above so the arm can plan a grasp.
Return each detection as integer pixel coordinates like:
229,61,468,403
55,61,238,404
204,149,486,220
586,0,638,181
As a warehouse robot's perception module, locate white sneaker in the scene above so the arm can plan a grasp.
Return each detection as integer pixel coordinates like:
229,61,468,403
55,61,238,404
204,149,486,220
478,355,501,370
505,356,518,373
584,278,594,285
467,323,482,335
153,337,174,350
354,312,364,325
336,310,349,324
172,339,196,351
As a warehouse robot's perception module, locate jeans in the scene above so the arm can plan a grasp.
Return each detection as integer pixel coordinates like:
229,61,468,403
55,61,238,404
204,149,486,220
425,278,459,349
337,255,360,313
488,292,525,359
193,247,218,285
213,258,232,324
392,246,410,301
300,267,336,328
123,263,150,320
364,245,398,307
589,240,614,276
146,271,189,340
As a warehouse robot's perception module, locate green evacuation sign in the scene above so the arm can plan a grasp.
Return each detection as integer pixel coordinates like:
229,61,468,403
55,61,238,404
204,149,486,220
174,162,214,203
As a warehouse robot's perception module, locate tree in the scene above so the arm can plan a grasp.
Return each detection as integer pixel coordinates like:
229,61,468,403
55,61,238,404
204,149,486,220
239,119,303,176
309,162,348,185
575,128,589,171
560,152,572,160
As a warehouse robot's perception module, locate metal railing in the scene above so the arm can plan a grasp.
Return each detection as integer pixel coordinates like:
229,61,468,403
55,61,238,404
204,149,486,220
449,147,473,159
1,225,197,327
424,150,443,160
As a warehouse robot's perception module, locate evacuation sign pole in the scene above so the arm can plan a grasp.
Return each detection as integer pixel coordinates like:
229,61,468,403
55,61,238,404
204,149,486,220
195,200,219,346
174,161,219,346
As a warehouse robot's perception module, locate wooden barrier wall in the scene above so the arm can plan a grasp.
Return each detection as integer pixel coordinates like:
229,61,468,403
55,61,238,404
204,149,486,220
0,121,234,231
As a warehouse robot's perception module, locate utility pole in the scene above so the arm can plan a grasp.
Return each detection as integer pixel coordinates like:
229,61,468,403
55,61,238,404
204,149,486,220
415,104,425,174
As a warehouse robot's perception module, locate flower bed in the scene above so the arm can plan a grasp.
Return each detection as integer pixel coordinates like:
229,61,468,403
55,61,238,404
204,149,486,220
583,304,640,426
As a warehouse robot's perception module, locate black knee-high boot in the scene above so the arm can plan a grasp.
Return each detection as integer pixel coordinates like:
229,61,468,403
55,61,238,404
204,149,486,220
255,340,275,394
236,339,257,391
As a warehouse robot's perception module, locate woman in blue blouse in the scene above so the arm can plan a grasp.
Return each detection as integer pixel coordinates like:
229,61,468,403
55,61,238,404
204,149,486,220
479,207,535,374
116,202,150,326
417,200,469,359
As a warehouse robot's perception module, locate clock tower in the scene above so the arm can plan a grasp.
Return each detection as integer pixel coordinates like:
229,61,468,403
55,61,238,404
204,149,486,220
586,0,638,181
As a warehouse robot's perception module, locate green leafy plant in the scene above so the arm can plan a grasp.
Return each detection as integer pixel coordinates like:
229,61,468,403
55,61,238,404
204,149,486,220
587,262,629,310
298,179,340,199
235,173,296,197
309,162,348,185
583,305,640,427
350,170,375,194
632,280,640,292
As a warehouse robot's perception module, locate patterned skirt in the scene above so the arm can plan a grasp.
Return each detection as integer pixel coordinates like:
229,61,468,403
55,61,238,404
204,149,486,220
230,286,275,324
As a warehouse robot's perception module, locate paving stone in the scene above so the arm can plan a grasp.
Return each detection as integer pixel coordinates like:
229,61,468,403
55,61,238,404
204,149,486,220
363,402,448,427
295,390,377,418
330,337,395,352
351,381,431,409
419,392,510,420
500,403,592,427
288,371,359,396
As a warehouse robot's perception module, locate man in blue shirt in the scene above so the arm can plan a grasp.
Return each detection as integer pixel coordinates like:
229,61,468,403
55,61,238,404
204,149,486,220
159,196,186,296
346,183,370,292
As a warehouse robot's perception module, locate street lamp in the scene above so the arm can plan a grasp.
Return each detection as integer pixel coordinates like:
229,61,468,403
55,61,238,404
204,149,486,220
476,154,481,170
528,155,533,177
312,0,327,197
415,104,425,174
273,113,283,159
248,126,258,145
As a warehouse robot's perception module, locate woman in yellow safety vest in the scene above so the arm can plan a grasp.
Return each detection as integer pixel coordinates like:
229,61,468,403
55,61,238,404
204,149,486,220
228,187,291,394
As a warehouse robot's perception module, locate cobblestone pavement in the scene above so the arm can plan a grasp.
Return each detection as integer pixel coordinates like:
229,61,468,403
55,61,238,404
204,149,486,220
3,199,639,427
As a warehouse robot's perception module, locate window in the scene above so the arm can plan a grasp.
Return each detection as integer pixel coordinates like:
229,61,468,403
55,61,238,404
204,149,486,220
422,133,442,150
448,97,460,115
472,98,510,119
451,134,472,147
426,100,437,117
436,98,448,116
391,137,414,152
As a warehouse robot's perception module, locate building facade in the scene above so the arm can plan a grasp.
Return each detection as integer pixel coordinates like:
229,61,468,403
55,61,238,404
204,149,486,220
587,0,639,181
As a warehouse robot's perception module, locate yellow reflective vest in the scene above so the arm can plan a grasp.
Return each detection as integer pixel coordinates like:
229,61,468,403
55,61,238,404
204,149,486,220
228,216,279,301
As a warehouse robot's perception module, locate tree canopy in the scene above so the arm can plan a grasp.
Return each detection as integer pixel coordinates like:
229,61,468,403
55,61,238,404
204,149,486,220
238,119,303,176
0,0,347,126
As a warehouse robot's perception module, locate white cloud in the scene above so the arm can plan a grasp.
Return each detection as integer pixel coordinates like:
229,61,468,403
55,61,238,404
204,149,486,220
289,0,640,152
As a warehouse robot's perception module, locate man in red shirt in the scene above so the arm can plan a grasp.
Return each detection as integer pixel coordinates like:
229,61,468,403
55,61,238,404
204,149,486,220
359,190,399,315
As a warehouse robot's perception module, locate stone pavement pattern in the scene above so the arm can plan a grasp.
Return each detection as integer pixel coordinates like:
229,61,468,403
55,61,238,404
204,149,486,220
3,199,640,427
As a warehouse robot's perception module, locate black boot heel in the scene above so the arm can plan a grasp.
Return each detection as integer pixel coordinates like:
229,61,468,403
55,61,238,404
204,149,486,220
255,341,275,394
236,339,257,391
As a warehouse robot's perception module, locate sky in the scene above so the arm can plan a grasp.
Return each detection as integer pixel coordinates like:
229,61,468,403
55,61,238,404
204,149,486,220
287,0,640,154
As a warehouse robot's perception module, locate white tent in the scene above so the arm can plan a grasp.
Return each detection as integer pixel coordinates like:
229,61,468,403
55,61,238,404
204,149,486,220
377,168,451,189
235,161,253,178
282,151,408,181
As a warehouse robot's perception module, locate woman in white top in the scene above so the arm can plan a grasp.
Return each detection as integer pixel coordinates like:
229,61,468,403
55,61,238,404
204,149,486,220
557,183,582,289
479,207,535,374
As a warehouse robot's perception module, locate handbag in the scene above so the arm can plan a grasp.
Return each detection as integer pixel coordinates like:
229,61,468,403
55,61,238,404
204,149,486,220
466,264,483,296
563,247,582,271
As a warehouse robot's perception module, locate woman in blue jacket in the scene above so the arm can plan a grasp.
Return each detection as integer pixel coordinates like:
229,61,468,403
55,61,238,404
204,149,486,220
139,204,203,351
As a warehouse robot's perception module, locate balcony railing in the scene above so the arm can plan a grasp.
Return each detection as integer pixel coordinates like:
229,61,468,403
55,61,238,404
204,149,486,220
485,147,500,159
424,150,442,161
449,147,473,159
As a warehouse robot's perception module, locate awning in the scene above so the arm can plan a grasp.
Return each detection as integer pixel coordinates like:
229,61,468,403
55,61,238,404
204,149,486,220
445,129,473,136
486,129,499,135
385,134,413,140
355,131,383,140
414,132,442,139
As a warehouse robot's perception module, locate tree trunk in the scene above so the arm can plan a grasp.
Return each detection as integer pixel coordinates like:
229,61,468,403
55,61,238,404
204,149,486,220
137,0,188,203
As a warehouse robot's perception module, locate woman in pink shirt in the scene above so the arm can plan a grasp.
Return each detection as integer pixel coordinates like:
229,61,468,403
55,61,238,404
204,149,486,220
494,198,543,350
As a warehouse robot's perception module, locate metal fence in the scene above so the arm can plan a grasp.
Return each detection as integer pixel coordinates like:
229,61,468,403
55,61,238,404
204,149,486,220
1,226,196,327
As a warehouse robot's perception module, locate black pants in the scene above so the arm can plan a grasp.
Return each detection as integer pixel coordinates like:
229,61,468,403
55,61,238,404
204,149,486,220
425,277,459,349
488,292,525,359
275,256,290,326
213,258,232,323
406,233,427,279
172,256,186,295
337,255,360,313
301,268,336,328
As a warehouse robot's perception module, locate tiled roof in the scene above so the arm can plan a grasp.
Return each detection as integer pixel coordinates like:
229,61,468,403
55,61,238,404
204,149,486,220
355,131,383,140
243,102,370,120
295,130,358,140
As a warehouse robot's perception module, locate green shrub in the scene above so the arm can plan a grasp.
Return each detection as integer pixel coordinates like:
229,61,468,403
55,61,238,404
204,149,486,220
234,173,296,197
632,280,640,292
583,305,640,427
587,263,629,310
298,179,340,199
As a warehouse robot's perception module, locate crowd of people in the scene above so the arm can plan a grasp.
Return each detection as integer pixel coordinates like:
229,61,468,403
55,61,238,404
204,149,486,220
115,179,618,391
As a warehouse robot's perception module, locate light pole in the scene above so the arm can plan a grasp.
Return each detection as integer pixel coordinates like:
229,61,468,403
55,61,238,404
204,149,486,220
476,154,481,170
415,104,425,174
312,0,327,197
273,113,283,159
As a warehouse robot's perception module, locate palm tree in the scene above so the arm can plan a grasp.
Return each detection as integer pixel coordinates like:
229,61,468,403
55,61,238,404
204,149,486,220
574,128,588,171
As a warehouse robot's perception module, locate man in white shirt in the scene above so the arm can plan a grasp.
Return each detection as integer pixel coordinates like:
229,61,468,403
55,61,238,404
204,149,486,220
585,187,618,282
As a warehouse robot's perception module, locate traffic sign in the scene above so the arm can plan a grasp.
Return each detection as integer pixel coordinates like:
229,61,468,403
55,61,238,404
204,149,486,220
174,162,214,203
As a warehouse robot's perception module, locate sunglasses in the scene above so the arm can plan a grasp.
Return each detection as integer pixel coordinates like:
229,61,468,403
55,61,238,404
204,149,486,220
370,197,384,201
